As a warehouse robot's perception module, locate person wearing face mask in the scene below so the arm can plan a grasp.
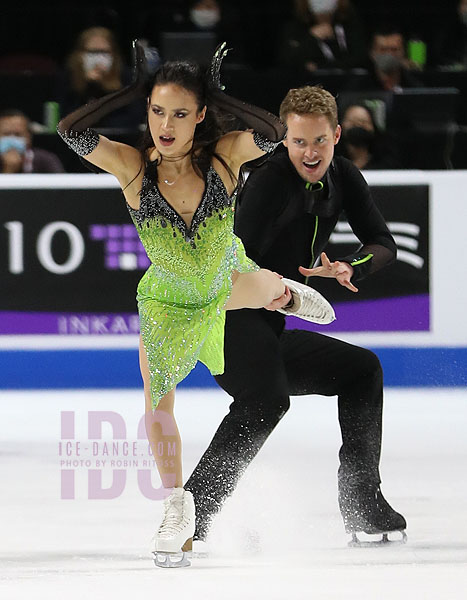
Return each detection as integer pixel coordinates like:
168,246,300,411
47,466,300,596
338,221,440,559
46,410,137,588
185,85,407,549
433,0,467,68
338,103,401,169
0,109,64,173
350,28,422,93
55,27,143,129
279,0,367,71
189,0,222,30
185,0,245,62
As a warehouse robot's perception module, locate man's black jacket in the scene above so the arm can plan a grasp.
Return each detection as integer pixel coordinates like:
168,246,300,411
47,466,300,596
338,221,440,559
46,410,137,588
235,150,396,285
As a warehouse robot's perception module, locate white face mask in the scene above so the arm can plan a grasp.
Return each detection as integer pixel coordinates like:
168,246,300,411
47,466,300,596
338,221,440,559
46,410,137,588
82,51,113,73
0,135,27,154
190,8,220,29
308,0,338,15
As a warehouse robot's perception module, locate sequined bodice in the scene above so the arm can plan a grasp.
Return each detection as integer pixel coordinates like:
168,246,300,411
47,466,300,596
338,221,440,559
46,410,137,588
127,165,242,307
128,166,235,248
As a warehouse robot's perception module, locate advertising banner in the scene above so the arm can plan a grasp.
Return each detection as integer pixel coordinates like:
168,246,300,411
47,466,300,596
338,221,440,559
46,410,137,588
0,186,144,335
0,181,429,335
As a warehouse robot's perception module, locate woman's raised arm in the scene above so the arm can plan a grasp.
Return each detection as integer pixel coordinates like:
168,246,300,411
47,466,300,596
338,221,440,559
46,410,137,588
210,43,286,170
56,41,158,183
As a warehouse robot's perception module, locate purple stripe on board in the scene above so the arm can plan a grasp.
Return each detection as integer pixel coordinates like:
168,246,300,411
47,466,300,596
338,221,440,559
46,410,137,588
0,295,429,335
0,312,140,335
285,294,430,332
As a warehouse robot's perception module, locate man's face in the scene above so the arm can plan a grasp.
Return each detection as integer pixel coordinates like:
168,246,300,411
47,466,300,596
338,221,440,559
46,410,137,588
283,113,341,183
0,115,31,147
371,34,405,61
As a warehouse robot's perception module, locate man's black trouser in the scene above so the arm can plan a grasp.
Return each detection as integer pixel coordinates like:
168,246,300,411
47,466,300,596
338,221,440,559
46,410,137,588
185,309,383,540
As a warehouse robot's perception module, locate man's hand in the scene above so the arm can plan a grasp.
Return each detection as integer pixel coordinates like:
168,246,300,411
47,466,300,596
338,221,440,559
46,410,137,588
264,272,292,311
299,252,358,293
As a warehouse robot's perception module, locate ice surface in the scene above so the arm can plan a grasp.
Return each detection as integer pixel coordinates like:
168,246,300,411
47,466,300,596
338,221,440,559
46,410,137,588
0,388,466,599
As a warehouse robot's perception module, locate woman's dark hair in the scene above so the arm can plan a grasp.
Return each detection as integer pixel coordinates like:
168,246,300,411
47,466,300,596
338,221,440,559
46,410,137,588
338,100,401,168
139,60,236,188
341,101,379,132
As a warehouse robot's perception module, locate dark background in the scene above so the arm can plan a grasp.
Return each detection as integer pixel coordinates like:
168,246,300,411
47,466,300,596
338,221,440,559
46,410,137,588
0,1,455,66
2,1,467,170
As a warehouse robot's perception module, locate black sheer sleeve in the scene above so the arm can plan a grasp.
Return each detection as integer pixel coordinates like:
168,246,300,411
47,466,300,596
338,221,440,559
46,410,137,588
208,43,286,149
56,41,159,156
337,158,396,281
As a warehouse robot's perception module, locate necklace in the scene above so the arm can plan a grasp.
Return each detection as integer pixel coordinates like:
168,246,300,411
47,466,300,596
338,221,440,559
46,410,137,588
162,169,184,186
163,176,179,186
160,154,188,186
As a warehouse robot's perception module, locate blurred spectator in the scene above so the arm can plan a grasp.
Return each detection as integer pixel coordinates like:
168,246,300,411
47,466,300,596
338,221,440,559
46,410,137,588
0,109,64,173
337,102,401,169
188,0,222,30
433,0,467,68
186,0,243,56
278,0,367,71
136,0,187,40
136,0,244,62
351,28,423,91
55,27,143,129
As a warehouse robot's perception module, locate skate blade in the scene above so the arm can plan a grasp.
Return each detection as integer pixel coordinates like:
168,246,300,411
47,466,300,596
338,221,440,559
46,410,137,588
152,550,191,568
186,550,209,559
348,530,408,548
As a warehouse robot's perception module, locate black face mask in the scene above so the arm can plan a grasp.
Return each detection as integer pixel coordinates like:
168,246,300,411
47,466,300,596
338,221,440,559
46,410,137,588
343,126,375,149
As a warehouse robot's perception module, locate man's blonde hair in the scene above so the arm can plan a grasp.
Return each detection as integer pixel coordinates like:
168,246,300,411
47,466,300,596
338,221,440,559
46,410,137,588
280,86,338,130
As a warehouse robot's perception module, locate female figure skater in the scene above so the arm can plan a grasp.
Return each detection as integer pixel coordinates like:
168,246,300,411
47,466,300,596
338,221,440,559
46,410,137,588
57,42,333,567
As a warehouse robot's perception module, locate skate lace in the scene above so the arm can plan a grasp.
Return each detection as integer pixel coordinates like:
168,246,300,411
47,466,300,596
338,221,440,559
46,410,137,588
296,288,332,322
157,496,190,538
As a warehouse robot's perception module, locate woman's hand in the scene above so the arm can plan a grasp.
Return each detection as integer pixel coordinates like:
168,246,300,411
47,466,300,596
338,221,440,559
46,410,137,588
264,272,292,311
299,252,358,293
208,41,230,91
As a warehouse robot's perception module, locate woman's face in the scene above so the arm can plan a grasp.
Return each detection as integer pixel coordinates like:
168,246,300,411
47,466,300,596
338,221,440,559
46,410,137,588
83,34,112,54
341,105,374,133
81,35,114,74
148,84,206,157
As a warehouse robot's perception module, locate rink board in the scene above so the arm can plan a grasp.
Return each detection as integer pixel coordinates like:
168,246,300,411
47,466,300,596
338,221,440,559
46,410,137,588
0,347,466,388
0,171,466,388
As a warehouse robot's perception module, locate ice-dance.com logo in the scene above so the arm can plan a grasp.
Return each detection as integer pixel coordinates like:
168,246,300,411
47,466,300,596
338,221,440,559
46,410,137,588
59,411,176,500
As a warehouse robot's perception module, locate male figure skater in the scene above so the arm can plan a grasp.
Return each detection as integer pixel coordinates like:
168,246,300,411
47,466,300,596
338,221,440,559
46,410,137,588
185,85,407,546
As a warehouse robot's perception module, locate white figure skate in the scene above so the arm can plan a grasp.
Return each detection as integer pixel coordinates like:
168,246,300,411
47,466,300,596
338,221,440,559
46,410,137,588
277,278,336,324
152,487,195,568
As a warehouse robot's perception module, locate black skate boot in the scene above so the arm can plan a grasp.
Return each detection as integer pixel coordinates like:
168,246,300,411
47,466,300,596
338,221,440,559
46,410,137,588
338,482,407,547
